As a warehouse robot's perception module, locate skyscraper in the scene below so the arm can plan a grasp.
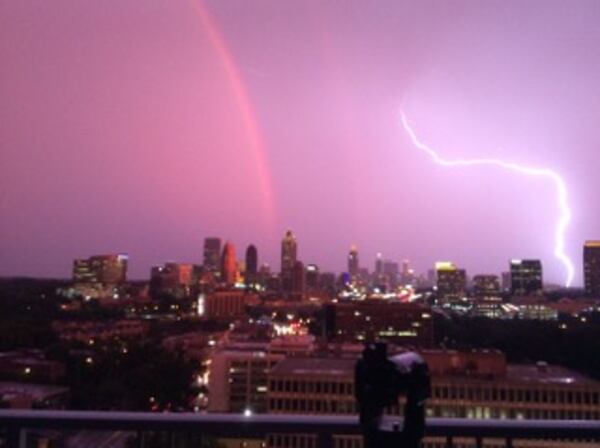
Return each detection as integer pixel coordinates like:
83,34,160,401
245,245,258,285
281,230,297,292
510,259,543,296
305,264,320,291
292,260,306,295
383,260,400,288
472,275,501,299
348,245,359,278
436,262,466,303
220,241,237,285
584,241,600,297
281,230,297,273
203,238,222,274
501,272,511,292
150,262,194,299
401,259,413,285
374,253,383,276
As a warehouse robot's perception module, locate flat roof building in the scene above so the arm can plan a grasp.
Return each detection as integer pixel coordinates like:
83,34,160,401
73,254,128,285
472,275,501,299
584,241,600,297
436,262,466,303
0,382,69,409
510,259,543,296
208,345,284,413
324,301,434,347
268,350,600,421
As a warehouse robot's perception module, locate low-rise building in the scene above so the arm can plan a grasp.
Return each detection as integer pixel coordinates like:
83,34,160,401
472,275,501,299
52,319,150,344
267,350,600,421
512,297,558,320
0,382,69,409
324,301,434,347
150,262,196,299
204,291,258,320
162,331,223,362
0,351,65,384
207,343,284,413
471,297,504,319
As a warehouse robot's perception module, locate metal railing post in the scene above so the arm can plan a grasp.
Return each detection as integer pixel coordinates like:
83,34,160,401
137,429,146,448
317,432,332,448
7,426,26,448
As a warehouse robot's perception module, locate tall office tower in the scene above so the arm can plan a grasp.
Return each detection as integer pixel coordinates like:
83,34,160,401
348,245,359,278
510,259,543,296
245,245,258,285
281,230,297,292
73,254,128,285
73,259,96,284
501,271,512,292
400,259,414,285
220,241,237,285
383,260,400,287
281,230,297,273
427,269,437,287
203,238,222,274
584,241,600,297
292,261,306,295
374,253,383,276
472,275,501,299
319,272,336,291
436,262,466,303
305,264,320,291
150,262,194,299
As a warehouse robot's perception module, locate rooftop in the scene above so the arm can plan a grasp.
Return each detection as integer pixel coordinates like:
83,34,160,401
0,382,69,401
506,364,600,387
269,355,600,388
270,357,356,377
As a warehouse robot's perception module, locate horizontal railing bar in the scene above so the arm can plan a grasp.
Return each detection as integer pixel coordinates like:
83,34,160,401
0,411,599,440
0,411,360,437
423,418,600,439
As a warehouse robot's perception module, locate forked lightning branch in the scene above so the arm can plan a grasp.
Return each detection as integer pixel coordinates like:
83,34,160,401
400,110,575,287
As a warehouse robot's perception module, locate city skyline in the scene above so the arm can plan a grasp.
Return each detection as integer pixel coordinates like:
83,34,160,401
4,229,599,285
37,235,600,290
3,1,600,283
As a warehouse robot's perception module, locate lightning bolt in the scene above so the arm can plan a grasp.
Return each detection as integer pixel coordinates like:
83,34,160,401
400,110,575,287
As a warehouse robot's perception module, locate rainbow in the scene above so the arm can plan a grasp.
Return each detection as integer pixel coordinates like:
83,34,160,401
189,0,277,228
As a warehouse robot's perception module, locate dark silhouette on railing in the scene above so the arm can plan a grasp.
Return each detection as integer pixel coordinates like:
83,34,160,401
355,343,431,448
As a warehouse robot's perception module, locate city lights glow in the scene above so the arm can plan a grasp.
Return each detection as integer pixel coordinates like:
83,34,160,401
400,110,575,287
197,294,205,317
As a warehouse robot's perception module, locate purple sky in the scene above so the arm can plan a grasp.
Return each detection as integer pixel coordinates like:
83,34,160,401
2,0,600,284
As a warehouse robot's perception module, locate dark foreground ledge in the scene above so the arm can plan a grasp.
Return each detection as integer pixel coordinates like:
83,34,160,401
1,410,600,446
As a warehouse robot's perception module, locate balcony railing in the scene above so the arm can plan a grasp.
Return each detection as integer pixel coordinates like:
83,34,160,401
1,410,600,448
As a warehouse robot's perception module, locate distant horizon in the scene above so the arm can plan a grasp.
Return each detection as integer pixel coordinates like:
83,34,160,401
0,237,590,288
0,274,582,290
